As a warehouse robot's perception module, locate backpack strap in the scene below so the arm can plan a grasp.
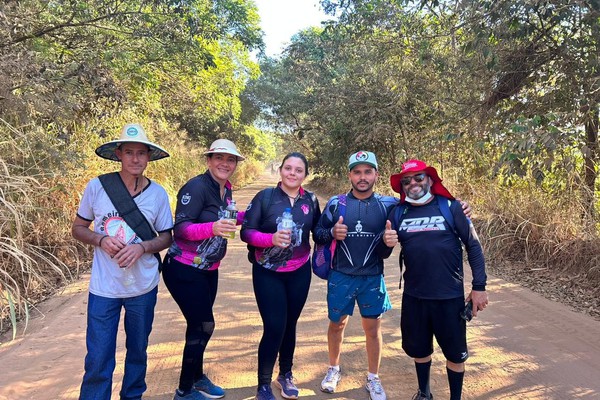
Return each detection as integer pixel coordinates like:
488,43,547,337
337,194,347,217
329,193,347,269
436,195,456,235
393,203,408,289
98,172,161,266
247,187,275,263
261,187,276,216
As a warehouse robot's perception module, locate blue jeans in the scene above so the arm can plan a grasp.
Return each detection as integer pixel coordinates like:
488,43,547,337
79,286,158,400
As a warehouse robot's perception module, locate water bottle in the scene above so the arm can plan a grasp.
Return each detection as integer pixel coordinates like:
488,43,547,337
222,200,238,239
122,266,136,286
277,208,295,247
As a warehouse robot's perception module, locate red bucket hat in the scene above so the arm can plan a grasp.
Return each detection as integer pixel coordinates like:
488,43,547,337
390,159,454,201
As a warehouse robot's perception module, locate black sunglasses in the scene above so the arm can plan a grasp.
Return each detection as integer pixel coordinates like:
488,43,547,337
400,173,427,186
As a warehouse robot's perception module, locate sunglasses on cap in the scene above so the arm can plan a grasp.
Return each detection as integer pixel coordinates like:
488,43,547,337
400,173,427,186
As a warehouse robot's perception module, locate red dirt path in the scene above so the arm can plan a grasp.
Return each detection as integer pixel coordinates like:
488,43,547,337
1,173,600,399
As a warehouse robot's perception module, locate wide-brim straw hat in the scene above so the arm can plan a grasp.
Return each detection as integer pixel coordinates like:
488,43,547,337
203,138,245,161
390,159,454,201
95,123,169,161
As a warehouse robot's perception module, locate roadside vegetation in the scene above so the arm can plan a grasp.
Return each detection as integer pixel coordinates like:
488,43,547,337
256,0,600,318
2,0,600,338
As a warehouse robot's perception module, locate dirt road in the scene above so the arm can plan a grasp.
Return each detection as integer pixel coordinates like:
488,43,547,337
1,173,600,400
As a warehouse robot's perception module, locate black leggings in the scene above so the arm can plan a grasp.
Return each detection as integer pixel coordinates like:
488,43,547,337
252,261,311,385
163,254,218,392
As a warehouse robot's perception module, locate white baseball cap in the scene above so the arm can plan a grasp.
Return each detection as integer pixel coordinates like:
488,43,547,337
348,151,378,170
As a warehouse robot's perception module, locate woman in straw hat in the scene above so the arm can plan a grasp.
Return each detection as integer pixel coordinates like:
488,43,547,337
162,138,245,400
72,123,173,400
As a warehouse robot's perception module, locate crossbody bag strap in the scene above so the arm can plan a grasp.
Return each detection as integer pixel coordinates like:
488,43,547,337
98,172,162,267
99,172,157,241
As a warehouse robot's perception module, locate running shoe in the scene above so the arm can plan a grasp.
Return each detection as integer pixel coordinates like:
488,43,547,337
365,376,386,400
274,371,299,399
255,383,276,400
412,389,434,400
320,367,341,393
173,389,208,400
193,374,225,399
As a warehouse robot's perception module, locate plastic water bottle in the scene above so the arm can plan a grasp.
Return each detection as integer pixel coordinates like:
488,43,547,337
223,200,238,239
122,266,136,286
277,208,295,247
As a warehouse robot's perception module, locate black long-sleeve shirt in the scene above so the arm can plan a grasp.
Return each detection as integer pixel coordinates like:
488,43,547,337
390,196,487,299
314,191,397,276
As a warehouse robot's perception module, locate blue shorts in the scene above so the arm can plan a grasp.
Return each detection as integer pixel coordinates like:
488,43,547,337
401,294,468,364
327,270,392,323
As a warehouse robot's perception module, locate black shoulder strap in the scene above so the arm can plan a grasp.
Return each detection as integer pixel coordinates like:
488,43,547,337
393,202,408,290
98,172,157,242
261,187,276,216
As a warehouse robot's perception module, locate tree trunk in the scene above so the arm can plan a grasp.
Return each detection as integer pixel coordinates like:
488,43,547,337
583,104,599,220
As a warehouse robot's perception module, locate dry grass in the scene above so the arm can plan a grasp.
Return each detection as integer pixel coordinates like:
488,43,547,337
0,119,267,338
456,174,600,319
0,124,74,339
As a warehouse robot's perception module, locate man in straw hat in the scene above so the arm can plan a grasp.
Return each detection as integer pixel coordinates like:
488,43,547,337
72,123,173,400
383,159,488,400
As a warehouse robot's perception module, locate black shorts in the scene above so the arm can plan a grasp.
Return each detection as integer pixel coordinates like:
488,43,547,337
400,294,468,364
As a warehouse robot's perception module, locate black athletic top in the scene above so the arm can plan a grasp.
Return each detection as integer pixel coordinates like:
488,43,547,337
241,184,321,272
314,191,397,276
390,197,487,299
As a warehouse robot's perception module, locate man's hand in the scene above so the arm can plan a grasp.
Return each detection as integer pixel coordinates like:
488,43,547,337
457,197,472,219
466,290,489,318
100,235,125,258
332,216,347,241
383,220,398,247
114,242,144,268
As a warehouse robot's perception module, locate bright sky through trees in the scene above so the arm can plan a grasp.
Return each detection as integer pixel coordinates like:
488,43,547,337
254,0,328,55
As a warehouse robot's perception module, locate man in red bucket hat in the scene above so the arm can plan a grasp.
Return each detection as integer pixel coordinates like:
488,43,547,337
390,159,455,202
384,159,488,400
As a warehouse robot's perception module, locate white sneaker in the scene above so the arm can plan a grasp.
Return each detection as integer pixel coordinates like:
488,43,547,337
366,377,387,400
320,367,341,393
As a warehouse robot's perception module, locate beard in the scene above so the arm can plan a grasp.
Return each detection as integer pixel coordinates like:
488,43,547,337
406,181,431,200
351,180,375,193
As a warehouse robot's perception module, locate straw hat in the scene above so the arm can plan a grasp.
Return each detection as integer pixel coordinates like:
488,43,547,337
95,123,169,162
203,138,245,161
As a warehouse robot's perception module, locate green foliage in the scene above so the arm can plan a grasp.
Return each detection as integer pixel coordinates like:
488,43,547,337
0,0,265,337
246,0,600,213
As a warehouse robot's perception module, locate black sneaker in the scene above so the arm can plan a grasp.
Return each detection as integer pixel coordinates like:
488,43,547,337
412,390,434,400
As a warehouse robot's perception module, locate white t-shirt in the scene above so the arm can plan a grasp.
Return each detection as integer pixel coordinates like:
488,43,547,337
77,177,173,298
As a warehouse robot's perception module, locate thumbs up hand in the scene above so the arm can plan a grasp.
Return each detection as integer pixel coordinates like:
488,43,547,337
383,220,398,247
332,215,348,241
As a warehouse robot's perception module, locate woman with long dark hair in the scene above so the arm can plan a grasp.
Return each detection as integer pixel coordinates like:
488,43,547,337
241,152,321,400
